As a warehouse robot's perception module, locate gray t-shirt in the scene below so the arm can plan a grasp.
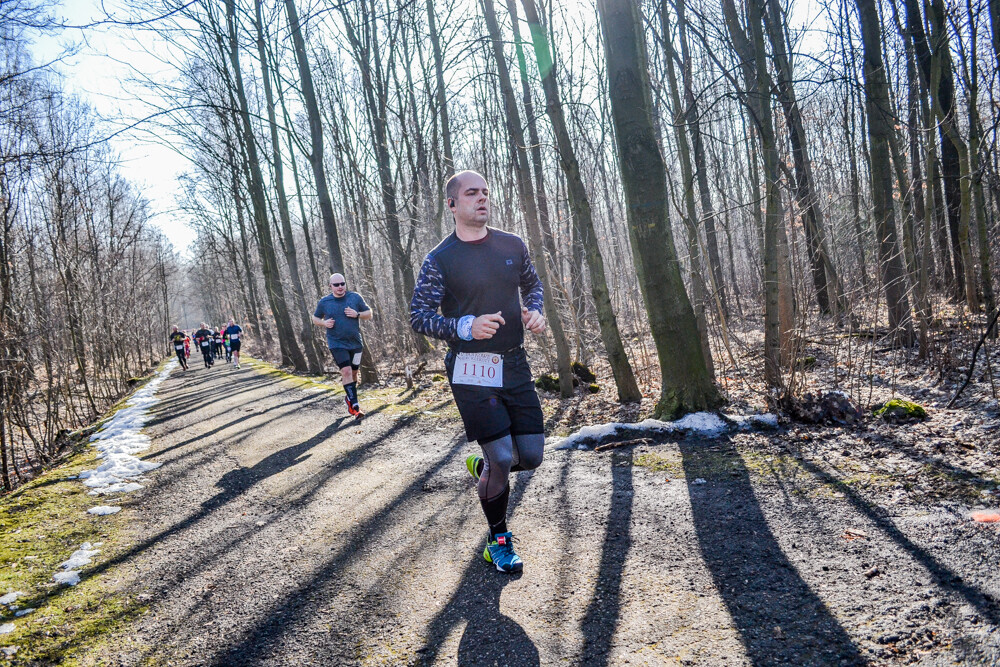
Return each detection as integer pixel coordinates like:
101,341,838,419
314,292,370,349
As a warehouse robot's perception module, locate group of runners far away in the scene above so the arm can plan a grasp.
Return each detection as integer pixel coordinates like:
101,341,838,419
168,320,243,372
169,169,546,574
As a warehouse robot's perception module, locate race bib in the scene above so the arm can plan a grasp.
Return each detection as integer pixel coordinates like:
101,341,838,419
174,344,183,350
452,352,502,387
230,333,239,340
201,341,209,347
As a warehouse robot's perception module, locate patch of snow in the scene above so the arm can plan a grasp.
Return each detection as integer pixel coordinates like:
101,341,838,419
0,592,23,605
88,482,143,496
693,478,707,485
52,571,80,586
87,505,122,515
731,413,780,430
59,543,100,570
14,608,34,617
0,623,13,634
550,411,778,449
77,361,174,496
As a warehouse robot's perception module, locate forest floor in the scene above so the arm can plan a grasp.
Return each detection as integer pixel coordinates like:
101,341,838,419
1,344,999,665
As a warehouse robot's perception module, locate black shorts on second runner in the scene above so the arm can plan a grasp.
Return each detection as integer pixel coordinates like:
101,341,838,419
446,347,544,444
230,340,241,352
175,349,186,363
330,346,363,370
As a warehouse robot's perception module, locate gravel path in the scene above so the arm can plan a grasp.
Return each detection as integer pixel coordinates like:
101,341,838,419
85,361,1000,666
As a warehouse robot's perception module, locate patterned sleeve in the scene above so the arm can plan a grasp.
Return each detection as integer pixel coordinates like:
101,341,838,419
519,241,544,313
410,255,460,341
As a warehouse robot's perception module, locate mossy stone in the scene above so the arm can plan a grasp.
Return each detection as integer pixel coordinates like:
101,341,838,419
587,383,600,394
796,356,817,369
874,398,928,421
431,374,446,382
535,373,560,392
571,361,597,383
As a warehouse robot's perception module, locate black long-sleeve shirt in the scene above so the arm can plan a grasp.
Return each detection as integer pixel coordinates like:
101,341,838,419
410,228,544,353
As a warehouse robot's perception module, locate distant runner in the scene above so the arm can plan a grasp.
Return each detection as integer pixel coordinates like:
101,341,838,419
313,273,372,419
223,327,232,363
169,326,189,371
213,328,224,359
224,319,243,369
410,170,547,574
193,323,214,369
183,333,191,360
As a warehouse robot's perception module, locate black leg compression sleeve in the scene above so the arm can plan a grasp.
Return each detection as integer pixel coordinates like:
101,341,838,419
344,381,358,406
480,483,509,539
509,433,544,472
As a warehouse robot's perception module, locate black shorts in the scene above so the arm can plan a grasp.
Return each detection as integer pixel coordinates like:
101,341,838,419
446,347,544,444
330,346,363,370
174,348,186,362
230,340,241,352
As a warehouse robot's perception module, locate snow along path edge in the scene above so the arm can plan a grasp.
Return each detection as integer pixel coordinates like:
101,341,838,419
77,359,176,496
549,411,779,450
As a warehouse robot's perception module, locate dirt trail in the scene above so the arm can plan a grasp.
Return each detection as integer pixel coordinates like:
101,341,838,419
83,361,999,666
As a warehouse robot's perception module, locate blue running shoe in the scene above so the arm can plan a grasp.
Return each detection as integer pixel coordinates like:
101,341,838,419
465,455,484,481
483,532,523,573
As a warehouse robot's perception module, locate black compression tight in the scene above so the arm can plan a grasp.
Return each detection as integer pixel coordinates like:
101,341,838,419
478,433,544,536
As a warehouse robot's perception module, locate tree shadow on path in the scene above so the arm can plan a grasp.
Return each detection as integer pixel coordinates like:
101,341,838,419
417,469,539,665
579,448,634,666
456,572,540,667
680,437,868,666
796,456,1000,627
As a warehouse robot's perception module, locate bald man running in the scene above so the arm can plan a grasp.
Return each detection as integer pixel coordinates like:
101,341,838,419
313,272,373,419
410,169,547,574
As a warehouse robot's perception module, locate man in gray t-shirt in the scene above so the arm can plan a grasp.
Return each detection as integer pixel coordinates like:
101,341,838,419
313,272,373,418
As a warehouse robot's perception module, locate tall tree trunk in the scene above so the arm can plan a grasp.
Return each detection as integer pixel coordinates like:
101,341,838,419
426,0,454,176
659,2,714,376
856,0,915,345
904,0,966,299
278,93,323,297
763,0,846,316
723,0,788,388
221,125,263,336
507,0,565,290
967,0,996,320
924,0,977,309
225,0,305,369
285,0,345,274
991,0,1000,69
674,0,728,318
339,2,430,355
254,0,322,373
596,0,720,417
482,0,575,397
520,0,642,402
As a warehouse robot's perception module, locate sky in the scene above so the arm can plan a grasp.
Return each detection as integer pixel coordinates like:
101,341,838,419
28,0,828,260
32,0,198,257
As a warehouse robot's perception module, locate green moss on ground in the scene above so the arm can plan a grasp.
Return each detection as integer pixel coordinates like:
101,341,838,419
242,357,460,420
0,363,177,663
0,441,146,663
241,357,341,395
535,374,559,392
796,356,817,369
874,399,928,421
